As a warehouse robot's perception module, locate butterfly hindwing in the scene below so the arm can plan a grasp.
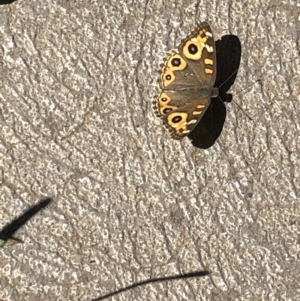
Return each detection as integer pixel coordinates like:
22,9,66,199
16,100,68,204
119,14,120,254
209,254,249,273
164,98,212,140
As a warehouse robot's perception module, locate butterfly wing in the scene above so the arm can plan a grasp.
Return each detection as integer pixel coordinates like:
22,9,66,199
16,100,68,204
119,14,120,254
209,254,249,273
179,21,217,86
158,51,202,90
153,90,213,139
154,22,217,139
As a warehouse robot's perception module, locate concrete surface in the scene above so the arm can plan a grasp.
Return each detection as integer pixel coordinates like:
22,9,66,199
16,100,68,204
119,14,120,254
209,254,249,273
0,1,299,300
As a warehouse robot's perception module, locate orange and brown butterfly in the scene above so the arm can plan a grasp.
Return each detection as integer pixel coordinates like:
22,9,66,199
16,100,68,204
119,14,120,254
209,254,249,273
153,22,218,139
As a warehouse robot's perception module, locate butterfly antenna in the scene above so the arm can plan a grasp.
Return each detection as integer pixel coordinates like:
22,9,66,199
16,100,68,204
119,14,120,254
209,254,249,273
218,73,261,121
232,79,261,96
217,94,253,121
215,69,238,109
218,69,238,89
230,79,261,120
231,99,253,120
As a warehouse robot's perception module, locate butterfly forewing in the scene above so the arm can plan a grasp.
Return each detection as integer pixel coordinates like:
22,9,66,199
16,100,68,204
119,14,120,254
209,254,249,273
179,22,217,86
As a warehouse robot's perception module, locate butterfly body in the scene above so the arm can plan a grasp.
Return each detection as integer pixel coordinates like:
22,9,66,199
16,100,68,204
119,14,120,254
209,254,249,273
153,22,218,139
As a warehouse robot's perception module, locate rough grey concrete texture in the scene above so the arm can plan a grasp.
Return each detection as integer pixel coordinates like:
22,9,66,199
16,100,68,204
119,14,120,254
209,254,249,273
0,0,299,300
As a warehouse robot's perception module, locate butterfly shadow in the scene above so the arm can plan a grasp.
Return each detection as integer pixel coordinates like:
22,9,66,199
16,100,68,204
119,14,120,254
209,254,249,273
90,270,210,301
0,198,52,247
0,0,18,4
188,34,241,149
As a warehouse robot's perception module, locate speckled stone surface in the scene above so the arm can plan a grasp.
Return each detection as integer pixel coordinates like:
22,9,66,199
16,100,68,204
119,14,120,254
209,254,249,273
0,1,299,301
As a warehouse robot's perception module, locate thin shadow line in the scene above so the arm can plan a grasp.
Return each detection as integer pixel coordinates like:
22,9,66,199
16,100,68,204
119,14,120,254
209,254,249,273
91,270,210,301
0,198,52,247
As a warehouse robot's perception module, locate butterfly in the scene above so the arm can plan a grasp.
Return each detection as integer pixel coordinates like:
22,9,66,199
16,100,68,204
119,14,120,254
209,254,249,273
153,22,218,139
